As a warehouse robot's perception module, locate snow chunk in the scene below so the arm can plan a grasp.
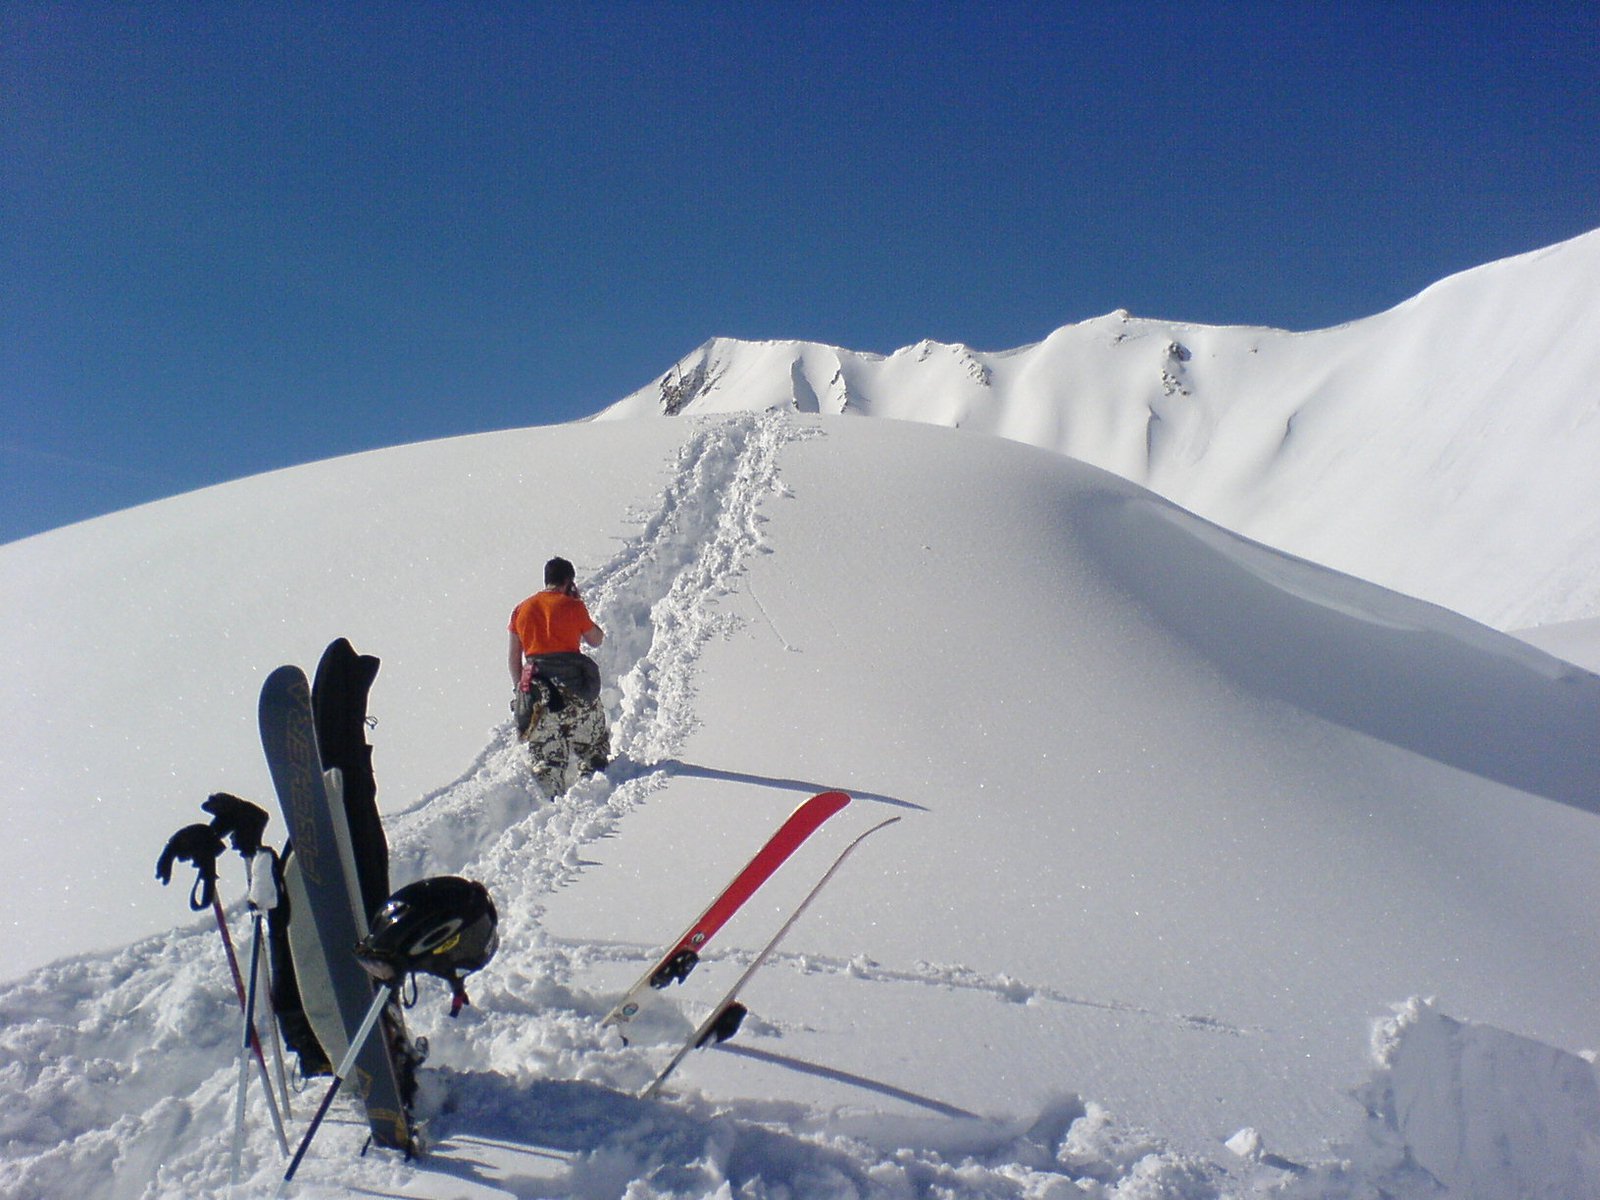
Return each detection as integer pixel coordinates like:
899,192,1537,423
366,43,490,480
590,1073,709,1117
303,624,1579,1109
1223,1127,1262,1160
1357,998,1600,1199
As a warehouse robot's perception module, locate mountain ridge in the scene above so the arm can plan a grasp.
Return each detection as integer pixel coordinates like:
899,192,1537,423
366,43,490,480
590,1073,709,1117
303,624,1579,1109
599,227,1600,630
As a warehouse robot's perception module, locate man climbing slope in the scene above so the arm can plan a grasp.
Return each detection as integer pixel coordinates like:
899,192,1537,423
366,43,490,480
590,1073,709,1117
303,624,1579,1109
508,557,611,796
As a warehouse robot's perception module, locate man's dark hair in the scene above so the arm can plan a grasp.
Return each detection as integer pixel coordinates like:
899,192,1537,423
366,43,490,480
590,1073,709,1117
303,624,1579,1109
544,557,576,587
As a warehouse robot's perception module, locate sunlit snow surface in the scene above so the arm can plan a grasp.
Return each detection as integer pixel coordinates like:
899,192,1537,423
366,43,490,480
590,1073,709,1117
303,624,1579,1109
4,409,1599,1199
601,228,1600,632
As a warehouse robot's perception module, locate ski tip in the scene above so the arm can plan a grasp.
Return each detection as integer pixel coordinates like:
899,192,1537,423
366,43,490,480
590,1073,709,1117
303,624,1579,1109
261,663,310,699
806,790,852,816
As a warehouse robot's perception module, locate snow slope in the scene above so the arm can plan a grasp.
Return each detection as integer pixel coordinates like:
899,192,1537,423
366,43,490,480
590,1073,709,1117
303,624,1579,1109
4,412,1599,1199
598,228,1600,631
1513,615,1600,674
0,420,685,978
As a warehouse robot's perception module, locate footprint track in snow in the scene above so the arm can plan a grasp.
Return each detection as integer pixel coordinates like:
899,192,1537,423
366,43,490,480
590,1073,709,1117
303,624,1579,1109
387,412,816,934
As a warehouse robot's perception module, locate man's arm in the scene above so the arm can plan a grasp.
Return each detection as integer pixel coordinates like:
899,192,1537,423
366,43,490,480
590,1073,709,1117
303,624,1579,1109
508,630,524,684
582,623,604,648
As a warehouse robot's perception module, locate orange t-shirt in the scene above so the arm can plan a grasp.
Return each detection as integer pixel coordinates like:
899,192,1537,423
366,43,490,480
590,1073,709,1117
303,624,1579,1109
509,590,596,656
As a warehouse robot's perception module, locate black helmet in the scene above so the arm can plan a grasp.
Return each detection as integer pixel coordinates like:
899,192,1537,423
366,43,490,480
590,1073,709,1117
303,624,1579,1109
356,877,499,1015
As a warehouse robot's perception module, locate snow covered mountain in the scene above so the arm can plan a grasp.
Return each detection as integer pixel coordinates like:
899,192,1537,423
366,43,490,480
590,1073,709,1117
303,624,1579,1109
4,405,1600,1198
599,228,1600,632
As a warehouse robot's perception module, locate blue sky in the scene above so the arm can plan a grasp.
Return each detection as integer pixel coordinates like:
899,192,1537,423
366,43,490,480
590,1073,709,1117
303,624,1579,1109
5,2,1598,543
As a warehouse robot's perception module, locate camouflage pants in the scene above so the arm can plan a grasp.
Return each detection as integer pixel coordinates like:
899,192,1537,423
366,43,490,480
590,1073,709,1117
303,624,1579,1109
517,685,611,797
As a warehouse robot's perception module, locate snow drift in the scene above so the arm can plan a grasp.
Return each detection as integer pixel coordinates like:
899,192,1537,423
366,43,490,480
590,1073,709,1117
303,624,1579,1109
4,411,1599,1198
599,227,1600,631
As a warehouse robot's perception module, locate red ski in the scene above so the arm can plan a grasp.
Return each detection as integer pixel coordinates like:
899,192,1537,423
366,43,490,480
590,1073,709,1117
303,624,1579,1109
601,790,850,1035
640,815,901,1099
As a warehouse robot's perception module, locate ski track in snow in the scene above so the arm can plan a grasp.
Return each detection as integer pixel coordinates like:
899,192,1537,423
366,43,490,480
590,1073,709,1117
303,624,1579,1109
0,411,1375,1198
1,414,825,1200
542,937,1264,1039
366,411,1244,1198
385,410,818,918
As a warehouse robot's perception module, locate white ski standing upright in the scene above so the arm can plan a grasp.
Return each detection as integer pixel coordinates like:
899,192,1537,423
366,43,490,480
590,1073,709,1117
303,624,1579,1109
642,815,902,1099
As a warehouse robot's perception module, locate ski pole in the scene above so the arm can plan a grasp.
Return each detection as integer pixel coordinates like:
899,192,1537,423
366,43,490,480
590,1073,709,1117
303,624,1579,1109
230,907,266,1184
266,987,293,1120
211,894,292,1156
233,853,289,1180
157,823,290,1156
278,983,396,1193
265,977,294,1120
245,848,295,1120
209,797,297,1126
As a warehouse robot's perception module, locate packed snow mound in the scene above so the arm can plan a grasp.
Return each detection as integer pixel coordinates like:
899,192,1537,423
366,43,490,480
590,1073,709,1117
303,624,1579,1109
598,228,1600,630
1369,1000,1600,1199
1261,999,1600,1199
4,413,1600,1200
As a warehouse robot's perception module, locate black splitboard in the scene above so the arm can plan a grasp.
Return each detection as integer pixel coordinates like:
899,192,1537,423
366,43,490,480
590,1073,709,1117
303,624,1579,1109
311,638,391,921
260,664,418,1154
